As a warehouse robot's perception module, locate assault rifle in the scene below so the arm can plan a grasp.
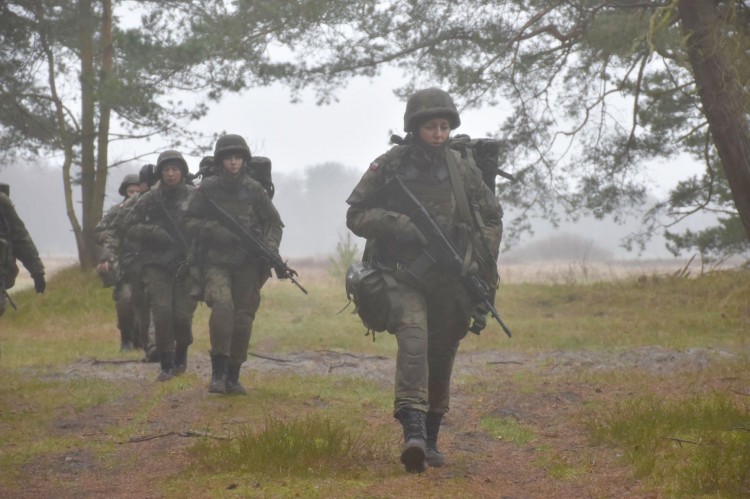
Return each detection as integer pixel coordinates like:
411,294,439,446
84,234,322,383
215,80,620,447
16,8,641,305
386,176,512,337
2,288,17,311
205,197,307,294
155,191,190,268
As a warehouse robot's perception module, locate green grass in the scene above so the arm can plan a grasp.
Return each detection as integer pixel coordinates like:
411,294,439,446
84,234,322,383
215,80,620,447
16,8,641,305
588,392,750,497
2,265,750,497
191,415,388,476
480,414,536,445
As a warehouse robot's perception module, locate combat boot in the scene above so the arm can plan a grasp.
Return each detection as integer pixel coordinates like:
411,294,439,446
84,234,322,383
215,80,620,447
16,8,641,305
395,408,427,473
156,351,176,382
120,329,133,351
174,343,189,374
208,354,228,394
425,412,446,467
225,363,247,396
142,345,160,363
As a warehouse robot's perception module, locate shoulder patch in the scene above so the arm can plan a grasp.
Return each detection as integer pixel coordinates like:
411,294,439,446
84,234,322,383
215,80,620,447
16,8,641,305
369,161,379,171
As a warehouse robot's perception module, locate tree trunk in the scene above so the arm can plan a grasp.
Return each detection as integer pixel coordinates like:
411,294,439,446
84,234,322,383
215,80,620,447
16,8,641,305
36,3,85,267
95,0,113,242
679,0,750,240
79,0,98,268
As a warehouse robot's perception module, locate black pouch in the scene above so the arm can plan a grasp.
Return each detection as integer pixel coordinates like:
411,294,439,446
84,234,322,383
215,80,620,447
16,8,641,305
345,262,402,332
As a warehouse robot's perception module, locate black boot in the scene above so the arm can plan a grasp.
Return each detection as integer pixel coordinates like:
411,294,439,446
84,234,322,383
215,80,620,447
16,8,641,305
395,408,426,473
119,329,133,351
174,344,189,374
142,345,160,363
225,363,247,396
208,354,228,394
156,351,176,382
425,412,446,467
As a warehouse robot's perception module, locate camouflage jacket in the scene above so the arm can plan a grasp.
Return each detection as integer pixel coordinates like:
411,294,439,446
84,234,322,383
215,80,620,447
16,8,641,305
124,182,194,270
0,193,44,289
346,143,503,280
183,174,283,267
94,198,128,263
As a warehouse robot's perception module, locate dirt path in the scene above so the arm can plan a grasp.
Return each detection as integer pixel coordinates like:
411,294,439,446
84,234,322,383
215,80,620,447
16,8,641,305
10,346,740,498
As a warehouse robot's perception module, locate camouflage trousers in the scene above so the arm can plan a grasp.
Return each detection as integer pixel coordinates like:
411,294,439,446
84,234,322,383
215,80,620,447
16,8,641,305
113,281,137,346
124,267,156,357
142,264,196,354
389,274,472,415
203,263,263,366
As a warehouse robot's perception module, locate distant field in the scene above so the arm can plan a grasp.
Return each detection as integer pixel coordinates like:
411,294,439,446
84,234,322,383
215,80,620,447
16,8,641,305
9,255,737,293
8,255,78,293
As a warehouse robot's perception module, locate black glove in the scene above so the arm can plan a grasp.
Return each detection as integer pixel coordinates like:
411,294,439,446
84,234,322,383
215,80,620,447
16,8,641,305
203,221,238,245
384,213,428,245
32,273,46,294
395,220,428,245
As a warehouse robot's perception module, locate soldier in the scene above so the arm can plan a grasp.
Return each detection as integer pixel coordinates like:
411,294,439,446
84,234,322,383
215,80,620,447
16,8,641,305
95,174,141,351
184,134,284,395
0,183,45,316
108,165,159,362
345,89,503,472
125,151,196,381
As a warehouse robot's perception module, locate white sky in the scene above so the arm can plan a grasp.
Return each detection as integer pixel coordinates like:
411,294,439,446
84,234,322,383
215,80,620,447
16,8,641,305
107,69,703,198
109,71,514,177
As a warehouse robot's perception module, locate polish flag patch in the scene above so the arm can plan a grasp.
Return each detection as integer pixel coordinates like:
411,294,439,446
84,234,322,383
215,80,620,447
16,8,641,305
369,161,379,171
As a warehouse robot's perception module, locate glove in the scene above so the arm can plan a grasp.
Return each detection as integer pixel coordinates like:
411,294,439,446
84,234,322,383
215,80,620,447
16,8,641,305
395,220,428,245
147,225,173,248
203,221,238,245
32,273,46,294
382,212,428,245
127,224,172,247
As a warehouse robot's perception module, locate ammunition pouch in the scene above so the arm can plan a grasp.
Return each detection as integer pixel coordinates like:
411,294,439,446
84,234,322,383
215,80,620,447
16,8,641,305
345,262,402,332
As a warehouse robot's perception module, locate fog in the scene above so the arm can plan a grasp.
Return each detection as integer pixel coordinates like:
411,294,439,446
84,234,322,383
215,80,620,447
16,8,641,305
0,158,716,264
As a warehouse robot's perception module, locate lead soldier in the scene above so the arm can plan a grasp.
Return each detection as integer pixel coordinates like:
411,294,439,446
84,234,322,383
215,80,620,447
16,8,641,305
345,89,504,472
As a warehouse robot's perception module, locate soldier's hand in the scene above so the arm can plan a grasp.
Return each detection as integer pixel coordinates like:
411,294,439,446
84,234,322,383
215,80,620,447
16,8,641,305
395,220,428,246
32,273,46,294
384,213,428,245
97,261,110,273
148,225,173,247
204,221,238,245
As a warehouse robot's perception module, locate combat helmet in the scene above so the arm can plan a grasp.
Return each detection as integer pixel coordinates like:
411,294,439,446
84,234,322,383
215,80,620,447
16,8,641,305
155,150,189,179
403,88,461,133
139,164,157,187
213,134,252,163
118,173,141,197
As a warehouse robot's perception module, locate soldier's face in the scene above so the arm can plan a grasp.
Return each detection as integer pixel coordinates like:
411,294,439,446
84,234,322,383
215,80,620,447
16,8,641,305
125,185,140,198
418,118,451,147
222,153,244,175
162,164,183,186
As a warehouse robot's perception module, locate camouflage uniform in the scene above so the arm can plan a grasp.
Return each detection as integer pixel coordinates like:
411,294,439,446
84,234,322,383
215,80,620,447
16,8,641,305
345,89,503,472
94,174,140,350
125,151,196,381
108,177,159,361
184,134,283,395
0,187,45,316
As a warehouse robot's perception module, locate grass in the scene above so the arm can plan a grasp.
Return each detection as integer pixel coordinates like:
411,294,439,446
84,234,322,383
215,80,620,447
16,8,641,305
588,392,750,497
2,264,750,497
191,415,388,475
479,415,536,445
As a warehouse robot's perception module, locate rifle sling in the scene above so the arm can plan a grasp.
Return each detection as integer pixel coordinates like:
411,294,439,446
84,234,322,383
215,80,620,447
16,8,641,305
445,149,474,277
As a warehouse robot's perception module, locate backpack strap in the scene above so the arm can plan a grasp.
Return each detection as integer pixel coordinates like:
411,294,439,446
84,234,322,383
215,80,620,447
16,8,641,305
445,150,474,277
